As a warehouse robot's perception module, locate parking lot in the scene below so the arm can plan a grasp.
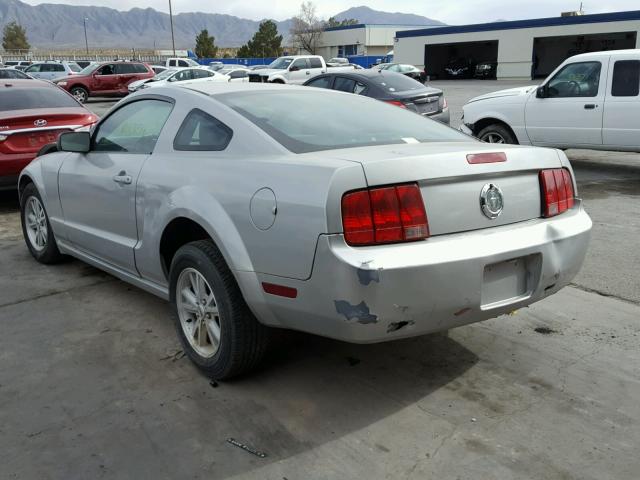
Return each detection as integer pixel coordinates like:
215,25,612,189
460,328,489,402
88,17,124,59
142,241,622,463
1,80,639,479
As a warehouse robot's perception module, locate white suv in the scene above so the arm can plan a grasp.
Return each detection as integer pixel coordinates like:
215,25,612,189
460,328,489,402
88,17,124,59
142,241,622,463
461,49,640,152
24,61,82,81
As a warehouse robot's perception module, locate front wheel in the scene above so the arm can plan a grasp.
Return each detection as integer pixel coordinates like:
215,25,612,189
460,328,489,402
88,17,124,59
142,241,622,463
70,86,89,103
20,183,65,264
477,123,518,144
169,240,270,379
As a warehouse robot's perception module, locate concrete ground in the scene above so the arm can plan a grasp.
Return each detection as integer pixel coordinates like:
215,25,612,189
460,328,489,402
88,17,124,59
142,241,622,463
1,80,639,479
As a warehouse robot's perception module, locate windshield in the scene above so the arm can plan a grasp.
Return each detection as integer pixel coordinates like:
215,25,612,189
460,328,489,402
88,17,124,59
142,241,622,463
218,90,467,154
68,63,82,72
0,69,29,79
371,73,424,93
268,57,294,70
79,63,100,75
0,88,79,111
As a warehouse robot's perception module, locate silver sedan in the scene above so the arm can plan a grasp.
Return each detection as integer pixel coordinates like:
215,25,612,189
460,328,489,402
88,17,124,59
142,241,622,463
19,83,592,379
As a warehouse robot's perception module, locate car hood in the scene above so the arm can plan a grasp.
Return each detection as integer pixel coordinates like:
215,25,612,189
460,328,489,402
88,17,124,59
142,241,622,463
129,78,152,89
467,85,537,103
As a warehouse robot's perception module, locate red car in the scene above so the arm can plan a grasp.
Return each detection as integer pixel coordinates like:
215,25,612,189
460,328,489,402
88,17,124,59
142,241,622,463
0,79,97,190
52,61,154,103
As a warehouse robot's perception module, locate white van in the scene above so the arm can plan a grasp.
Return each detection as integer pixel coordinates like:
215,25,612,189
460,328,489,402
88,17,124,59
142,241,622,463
461,49,640,152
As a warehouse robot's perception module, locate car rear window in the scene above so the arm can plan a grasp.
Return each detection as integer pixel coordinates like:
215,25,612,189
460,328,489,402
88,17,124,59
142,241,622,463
371,73,424,93
217,90,467,154
0,87,79,111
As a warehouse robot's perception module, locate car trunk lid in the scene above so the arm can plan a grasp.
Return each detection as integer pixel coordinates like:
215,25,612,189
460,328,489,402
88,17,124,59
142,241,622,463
332,142,563,236
0,108,95,155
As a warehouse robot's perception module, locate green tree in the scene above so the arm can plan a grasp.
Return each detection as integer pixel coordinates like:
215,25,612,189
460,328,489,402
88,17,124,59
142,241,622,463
194,29,218,58
324,17,358,28
2,21,31,51
237,20,283,58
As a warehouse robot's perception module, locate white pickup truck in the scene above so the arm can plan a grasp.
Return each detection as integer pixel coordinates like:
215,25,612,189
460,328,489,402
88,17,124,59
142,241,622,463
460,49,640,152
248,55,354,84
165,58,200,68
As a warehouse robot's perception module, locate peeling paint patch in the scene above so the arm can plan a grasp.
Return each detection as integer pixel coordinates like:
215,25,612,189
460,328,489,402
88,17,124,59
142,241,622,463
454,307,472,317
334,300,378,324
357,268,380,285
387,320,414,333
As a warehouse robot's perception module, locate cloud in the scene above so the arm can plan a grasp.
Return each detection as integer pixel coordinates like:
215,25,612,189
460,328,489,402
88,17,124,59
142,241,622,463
21,0,639,23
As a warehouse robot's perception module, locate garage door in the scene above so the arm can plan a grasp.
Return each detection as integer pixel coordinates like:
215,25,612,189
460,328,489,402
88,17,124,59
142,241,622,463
424,40,499,80
532,31,637,78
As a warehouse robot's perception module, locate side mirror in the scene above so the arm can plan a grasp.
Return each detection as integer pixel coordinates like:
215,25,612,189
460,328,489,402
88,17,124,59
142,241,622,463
57,131,90,153
536,86,548,98
289,65,300,72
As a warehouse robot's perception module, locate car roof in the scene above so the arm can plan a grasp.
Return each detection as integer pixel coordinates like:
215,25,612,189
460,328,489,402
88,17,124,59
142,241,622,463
1,79,54,88
315,69,409,81
569,48,640,60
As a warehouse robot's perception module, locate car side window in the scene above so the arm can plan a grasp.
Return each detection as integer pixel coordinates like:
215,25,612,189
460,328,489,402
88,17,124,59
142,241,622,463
174,109,233,151
291,59,308,70
169,60,176,67
53,64,65,72
307,76,332,89
229,70,247,79
93,100,173,154
97,64,115,75
192,69,212,79
611,60,640,97
388,65,401,72
116,64,137,74
309,58,323,69
133,64,148,74
354,81,367,94
334,77,357,93
25,65,40,73
178,60,188,67
546,61,602,98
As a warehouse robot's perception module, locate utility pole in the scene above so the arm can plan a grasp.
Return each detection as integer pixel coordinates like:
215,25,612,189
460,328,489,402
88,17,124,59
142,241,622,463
168,0,176,57
83,18,89,55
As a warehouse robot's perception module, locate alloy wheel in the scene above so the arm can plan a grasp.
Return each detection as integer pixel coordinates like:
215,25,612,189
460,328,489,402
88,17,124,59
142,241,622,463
25,196,48,252
176,267,221,358
482,132,506,144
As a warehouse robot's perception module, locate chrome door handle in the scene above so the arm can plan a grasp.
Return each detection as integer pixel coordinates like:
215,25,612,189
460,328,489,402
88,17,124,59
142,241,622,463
113,172,132,185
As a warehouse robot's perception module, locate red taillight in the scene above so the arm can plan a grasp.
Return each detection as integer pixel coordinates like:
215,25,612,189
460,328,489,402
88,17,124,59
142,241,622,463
342,183,429,246
385,100,407,109
539,168,575,218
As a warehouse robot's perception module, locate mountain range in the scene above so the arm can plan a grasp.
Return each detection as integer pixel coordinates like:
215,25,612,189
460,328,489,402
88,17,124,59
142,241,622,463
0,1,444,49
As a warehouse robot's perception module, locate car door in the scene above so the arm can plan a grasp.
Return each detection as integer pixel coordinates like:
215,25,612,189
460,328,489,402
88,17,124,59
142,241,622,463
24,64,42,79
602,55,640,148
115,63,139,92
525,59,607,146
93,64,120,93
58,98,174,274
288,58,310,84
48,63,65,81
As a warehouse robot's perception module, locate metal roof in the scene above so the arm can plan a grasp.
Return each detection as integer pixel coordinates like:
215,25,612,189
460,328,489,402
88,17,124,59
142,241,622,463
396,10,640,38
324,23,441,32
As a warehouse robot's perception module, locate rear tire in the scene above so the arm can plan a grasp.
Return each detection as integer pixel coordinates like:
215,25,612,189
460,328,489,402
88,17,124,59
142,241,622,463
70,86,89,103
169,240,270,380
477,123,518,145
20,183,65,264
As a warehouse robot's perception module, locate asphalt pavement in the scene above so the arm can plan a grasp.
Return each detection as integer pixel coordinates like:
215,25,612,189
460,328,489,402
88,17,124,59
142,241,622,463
0,80,638,479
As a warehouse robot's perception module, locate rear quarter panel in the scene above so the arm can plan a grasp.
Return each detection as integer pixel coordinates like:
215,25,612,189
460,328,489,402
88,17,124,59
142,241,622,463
133,90,367,285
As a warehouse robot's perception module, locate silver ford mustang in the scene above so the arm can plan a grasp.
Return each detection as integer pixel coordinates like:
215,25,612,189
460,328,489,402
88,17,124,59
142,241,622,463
19,83,592,379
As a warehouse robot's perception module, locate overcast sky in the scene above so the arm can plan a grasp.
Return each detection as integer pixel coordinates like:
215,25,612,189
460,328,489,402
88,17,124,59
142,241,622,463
21,0,638,24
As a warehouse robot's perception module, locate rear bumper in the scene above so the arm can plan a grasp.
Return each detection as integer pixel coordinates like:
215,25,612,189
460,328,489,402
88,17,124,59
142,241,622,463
1,152,36,180
247,205,591,343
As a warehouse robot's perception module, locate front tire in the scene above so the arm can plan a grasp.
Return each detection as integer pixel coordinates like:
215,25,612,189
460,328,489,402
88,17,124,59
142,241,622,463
169,240,269,380
477,123,518,144
20,183,65,264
